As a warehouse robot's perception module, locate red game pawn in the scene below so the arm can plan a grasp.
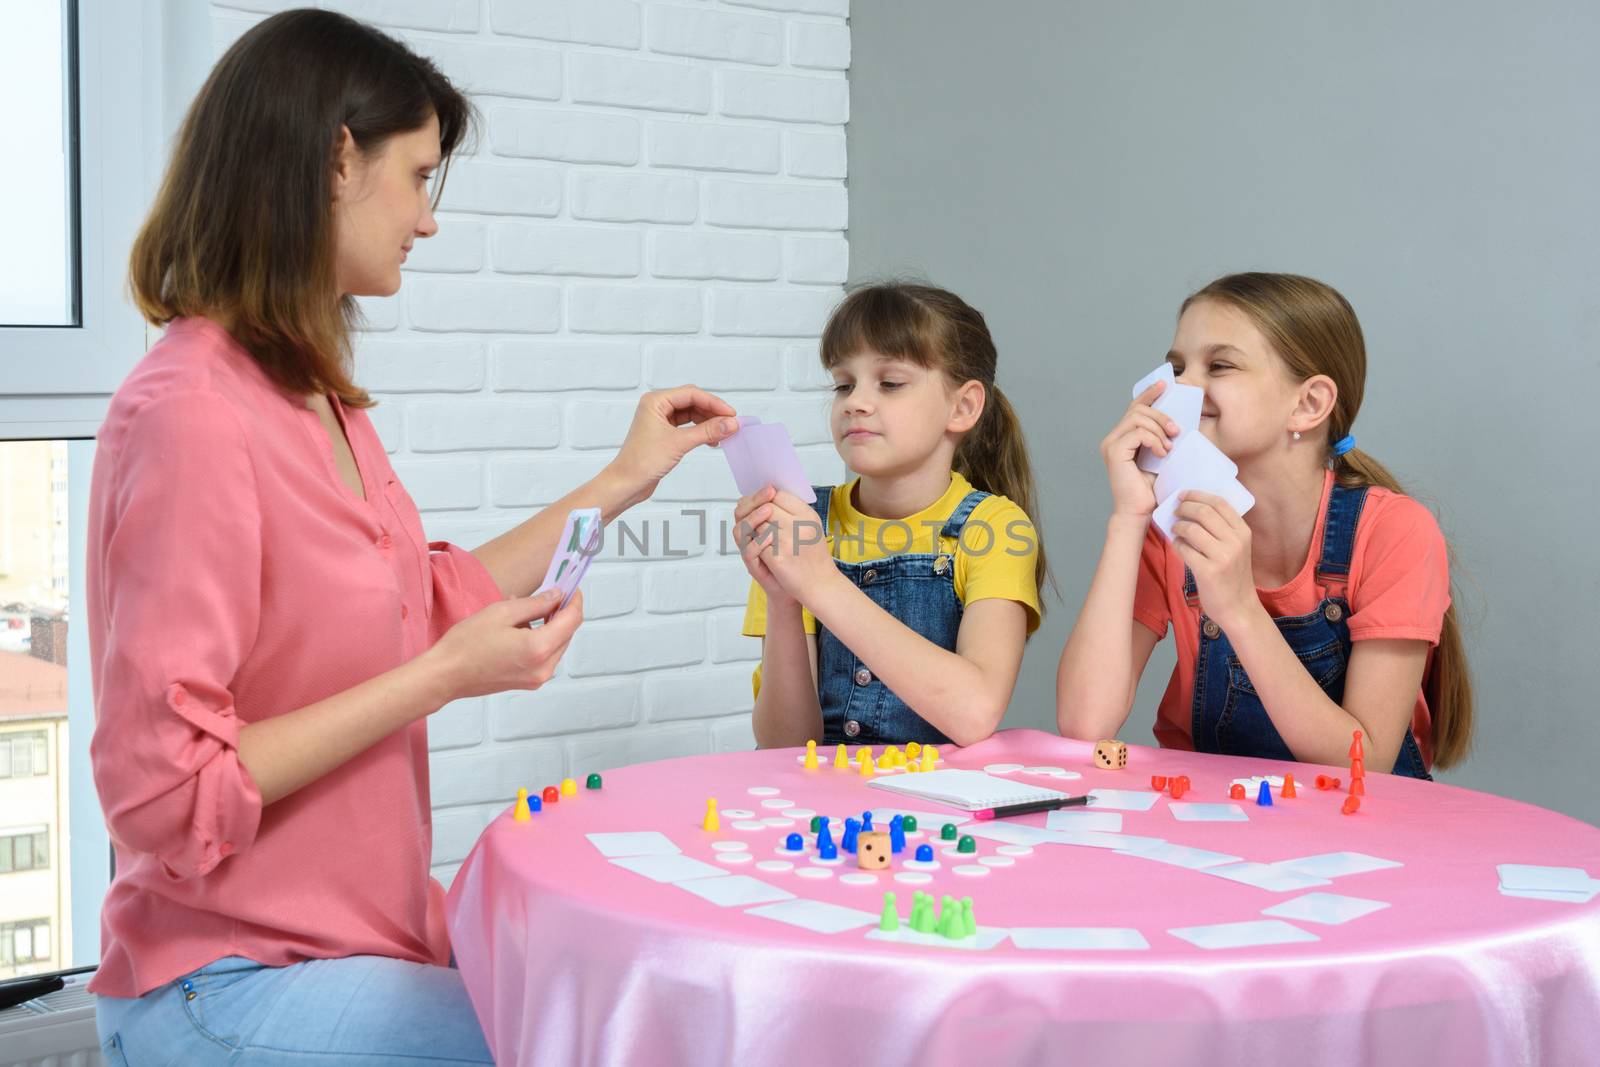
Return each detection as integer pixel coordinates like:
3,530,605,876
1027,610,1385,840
1169,775,1190,800
1151,775,1168,791
1229,784,1246,800
1349,758,1365,780
542,785,560,804
1342,795,1361,815
1349,777,1365,797
1281,773,1297,798
1349,729,1364,761
1314,774,1331,790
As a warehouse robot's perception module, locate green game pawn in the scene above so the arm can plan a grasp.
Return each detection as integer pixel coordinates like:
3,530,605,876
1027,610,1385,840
879,892,899,932
961,897,976,937
940,823,958,841
585,773,602,790
957,835,977,854
913,893,937,934
809,815,822,834
939,896,963,940
902,815,918,832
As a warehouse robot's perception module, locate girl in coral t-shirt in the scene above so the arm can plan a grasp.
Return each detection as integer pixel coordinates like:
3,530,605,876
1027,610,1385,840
1057,273,1473,777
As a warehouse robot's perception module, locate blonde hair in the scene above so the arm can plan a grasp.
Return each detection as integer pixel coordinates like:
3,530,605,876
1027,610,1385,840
1183,272,1474,768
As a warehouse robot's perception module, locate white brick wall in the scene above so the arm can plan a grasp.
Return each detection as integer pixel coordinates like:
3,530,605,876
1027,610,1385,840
211,0,848,885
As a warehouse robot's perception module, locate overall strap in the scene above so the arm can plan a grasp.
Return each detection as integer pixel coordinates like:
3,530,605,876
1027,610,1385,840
940,490,992,540
1314,483,1370,597
811,486,835,533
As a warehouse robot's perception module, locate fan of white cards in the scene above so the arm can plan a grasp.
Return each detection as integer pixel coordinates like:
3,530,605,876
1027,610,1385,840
1131,364,1255,541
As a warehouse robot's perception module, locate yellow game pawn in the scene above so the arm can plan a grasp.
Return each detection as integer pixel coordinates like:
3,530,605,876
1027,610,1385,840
892,748,907,768
906,741,922,759
702,798,720,833
920,745,937,773
803,739,819,770
834,743,849,769
876,752,893,770
858,746,875,777
514,788,531,822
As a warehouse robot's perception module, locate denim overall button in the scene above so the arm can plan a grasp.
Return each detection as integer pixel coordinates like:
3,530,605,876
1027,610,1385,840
1202,619,1221,640
933,555,951,575
853,667,872,686
1324,603,1344,623
844,719,862,738
863,569,878,584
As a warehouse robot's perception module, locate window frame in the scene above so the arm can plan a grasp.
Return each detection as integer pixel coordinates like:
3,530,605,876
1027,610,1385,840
1,0,211,440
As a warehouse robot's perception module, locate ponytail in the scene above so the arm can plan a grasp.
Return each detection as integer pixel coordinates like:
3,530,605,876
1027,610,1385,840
955,383,1053,601
1334,447,1475,769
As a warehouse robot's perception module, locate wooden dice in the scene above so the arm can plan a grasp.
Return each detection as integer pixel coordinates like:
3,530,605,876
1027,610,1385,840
857,831,890,870
1093,739,1128,770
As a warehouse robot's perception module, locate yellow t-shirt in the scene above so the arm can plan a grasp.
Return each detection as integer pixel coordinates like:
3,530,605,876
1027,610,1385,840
741,473,1041,696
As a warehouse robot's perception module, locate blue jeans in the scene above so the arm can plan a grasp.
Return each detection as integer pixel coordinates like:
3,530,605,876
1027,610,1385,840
96,955,493,1066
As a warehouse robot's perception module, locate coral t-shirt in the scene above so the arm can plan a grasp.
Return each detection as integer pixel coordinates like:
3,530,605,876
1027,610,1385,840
1132,469,1450,768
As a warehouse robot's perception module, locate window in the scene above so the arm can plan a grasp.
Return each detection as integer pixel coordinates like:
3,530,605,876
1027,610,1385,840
0,732,50,779
0,920,53,968
0,831,51,874
0,1,78,327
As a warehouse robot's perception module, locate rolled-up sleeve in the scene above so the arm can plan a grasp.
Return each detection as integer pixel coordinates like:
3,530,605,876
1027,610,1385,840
425,540,506,645
90,393,264,881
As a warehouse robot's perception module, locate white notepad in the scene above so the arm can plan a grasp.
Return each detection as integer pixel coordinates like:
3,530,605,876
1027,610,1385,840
866,769,1070,811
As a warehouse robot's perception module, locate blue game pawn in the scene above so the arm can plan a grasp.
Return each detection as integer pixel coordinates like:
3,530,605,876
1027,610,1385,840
1257,780,1274,807
785,833,804,852
816,816,835,855
861,811,874,832
527,794,542,814
889,814,906,854
842,817,861,854
819,837,838,861
914,843,933,863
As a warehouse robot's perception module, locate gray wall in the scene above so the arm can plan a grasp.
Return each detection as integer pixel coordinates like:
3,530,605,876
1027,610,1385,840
847,1,1599,824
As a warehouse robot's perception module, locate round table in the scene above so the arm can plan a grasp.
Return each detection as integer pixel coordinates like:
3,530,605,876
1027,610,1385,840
444,729,1600,1066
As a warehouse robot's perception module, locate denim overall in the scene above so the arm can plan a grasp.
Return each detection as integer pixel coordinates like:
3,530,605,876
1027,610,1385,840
1187,483,1433,779
811,484,991,747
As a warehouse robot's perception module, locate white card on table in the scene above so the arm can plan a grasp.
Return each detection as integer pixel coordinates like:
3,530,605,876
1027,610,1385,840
1010,927,1150,951
1169,802,1249,823
1045,810,1123,833
1498,885,1600,904
609,854,729,884
1086,789,1162,812
1496,864,1598,894
1274,852,1403,879
1263,892,1391,925
1169,919,1320,950
1203,861,1332,893
1049,830,1166,853
963,822,1067,847
586,831,681,858
676,874,795,908
1131,842,1243,870
745,899,879,934
866,926,1010,951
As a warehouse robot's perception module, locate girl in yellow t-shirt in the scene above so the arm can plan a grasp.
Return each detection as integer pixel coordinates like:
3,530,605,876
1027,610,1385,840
737,283,1048,748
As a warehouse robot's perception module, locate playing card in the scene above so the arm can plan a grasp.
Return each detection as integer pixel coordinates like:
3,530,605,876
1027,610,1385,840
1168,919,1320,949
534,507,603,610
721,417,818,503
745,899,879,934
1262,892,1391,925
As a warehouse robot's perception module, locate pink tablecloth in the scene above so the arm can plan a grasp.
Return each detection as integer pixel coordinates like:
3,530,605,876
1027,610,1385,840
445,729,1600,1067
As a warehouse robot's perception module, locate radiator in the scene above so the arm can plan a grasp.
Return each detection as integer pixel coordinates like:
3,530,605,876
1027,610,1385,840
0,971,103,1067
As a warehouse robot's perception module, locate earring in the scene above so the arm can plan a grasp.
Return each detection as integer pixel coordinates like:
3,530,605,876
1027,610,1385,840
1292,431,1302,441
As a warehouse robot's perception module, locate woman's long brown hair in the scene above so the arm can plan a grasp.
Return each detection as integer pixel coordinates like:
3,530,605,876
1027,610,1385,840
129,8,473,406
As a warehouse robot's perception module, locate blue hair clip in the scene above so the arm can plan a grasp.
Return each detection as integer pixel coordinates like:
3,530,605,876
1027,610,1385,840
1332,434,1357,456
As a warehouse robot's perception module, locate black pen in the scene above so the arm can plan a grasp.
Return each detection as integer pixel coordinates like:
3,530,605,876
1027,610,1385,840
972,794,1092,821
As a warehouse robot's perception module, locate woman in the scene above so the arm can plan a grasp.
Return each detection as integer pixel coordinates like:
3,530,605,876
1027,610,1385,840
88,10,737,1063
